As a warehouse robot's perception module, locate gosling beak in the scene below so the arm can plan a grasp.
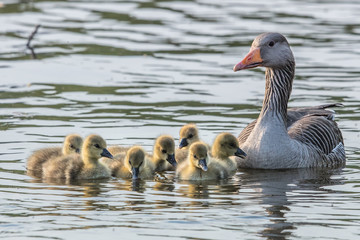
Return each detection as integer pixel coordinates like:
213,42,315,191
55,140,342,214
235,147,247,159
75,148,80,154
198,159,208,171
233,47,263,71
131,167,140,179
166,153,177,167
179,138,188,149
101,148,113,159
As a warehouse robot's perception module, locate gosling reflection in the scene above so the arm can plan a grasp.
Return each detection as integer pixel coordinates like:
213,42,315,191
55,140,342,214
112,178,147,193
239,168,344,240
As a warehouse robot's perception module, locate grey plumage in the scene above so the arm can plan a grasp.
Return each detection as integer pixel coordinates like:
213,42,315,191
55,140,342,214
234,33,345,169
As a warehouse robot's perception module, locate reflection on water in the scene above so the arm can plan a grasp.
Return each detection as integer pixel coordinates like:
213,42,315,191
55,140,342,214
0,0,360,239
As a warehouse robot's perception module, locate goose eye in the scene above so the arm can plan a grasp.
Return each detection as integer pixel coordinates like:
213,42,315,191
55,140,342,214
94,144,101,149
193,154,197,159
70,144,75,149
269,41,275,47
230,143,235,147
188,134,193,139
161,149,167,154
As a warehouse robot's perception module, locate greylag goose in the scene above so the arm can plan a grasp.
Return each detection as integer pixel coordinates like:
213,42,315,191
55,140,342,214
233,32,345,169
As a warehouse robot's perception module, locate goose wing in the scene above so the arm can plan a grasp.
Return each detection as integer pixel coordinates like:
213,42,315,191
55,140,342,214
238,103,342,144
288,115,343,154
287,114,345,168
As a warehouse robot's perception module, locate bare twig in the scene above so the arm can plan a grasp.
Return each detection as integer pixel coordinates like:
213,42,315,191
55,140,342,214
26,24,41,59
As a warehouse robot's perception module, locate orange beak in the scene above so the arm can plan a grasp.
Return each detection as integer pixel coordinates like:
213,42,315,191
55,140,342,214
233,47,263,72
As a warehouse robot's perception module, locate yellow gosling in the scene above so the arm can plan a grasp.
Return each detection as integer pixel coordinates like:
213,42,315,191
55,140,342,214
107,145,130,155
211,133,247,175
105,146,155,180
27,134,83,178
149,135,176,172
176,142,228,181
42,134,113,180
176,124,200,164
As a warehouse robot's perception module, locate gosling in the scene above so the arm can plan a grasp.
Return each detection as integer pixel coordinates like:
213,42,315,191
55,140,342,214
176,142,228,181
149,135,177,172
104,146,155,179
42,134,113,180
175,124,200,164
27,134,83,178
211,133,247,176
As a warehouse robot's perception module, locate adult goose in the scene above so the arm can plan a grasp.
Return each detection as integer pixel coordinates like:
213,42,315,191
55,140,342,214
233,32,345,169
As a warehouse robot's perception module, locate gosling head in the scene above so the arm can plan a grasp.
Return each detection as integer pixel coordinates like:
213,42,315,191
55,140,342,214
125,146,146,180
212,133,247,159
62,134,83,155
179,124,199,149
154,135,177,167
189,142,209,171
233,32,294,71
82,134,113,161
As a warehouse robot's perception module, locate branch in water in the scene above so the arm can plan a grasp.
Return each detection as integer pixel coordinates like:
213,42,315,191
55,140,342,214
26,24,41,59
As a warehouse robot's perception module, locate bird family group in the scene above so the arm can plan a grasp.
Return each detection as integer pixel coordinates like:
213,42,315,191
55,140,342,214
26,33,346,183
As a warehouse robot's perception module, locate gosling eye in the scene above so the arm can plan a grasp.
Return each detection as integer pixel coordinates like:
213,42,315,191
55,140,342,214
94,144,101,149
70,144,75,149
193,154,197,159
268,41,275,47
230,143,236,148
188,134,193,139
161,149,167,154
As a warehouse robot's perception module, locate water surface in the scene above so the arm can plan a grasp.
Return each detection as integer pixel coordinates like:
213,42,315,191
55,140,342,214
0,0,360,239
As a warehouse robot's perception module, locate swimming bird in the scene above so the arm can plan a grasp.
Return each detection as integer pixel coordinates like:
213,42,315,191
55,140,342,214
211,132,246,175
176,124,201,163
103,146,154,179
150,135,177,172
233,32,345,169
27,134,83,178
176,142,228,180
107,145,130,156
42,134,113,180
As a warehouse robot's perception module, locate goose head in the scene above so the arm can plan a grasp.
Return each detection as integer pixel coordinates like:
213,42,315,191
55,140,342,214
62,134,83,155
211,133,247,159
154,135,177,167
124,146,146,180
82,134,113,162
179,124,199,149
233,32,294,71
189,142,209,171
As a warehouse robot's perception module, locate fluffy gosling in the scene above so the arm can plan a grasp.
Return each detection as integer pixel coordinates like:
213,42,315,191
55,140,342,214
42,134,113,180
27,134,83,178
176,142,227,181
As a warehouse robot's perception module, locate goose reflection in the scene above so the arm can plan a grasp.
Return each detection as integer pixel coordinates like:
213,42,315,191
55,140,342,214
239,168,344,239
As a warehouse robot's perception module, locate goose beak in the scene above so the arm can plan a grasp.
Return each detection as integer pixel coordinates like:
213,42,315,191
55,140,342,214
131,167,140,179
101,148,113,159
166,153,177,167
235,147,247,159
199,159,208,171
179,138,188,149
75,148,80,153
233,47,263,71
